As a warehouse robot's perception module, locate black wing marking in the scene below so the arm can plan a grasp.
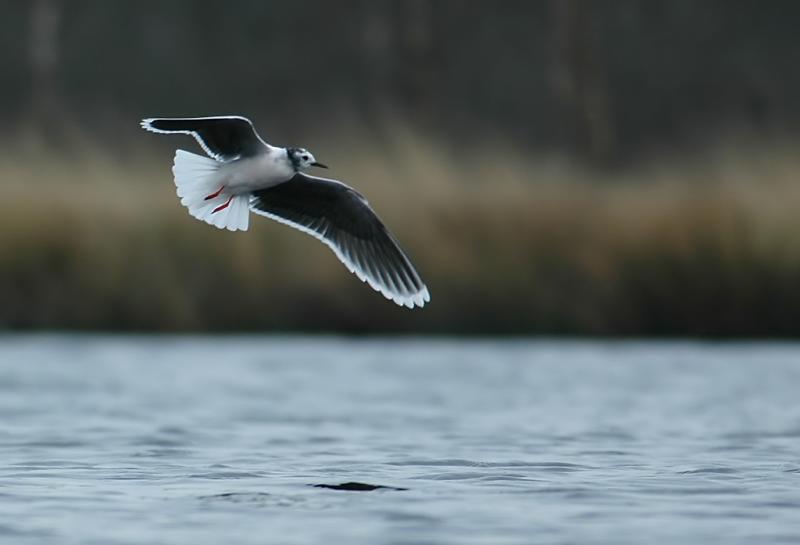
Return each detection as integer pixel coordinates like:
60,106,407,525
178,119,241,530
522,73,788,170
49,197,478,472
140,116,269,161
250,173,430,308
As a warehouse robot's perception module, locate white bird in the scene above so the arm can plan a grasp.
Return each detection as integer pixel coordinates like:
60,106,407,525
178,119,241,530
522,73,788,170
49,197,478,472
141,115,430,309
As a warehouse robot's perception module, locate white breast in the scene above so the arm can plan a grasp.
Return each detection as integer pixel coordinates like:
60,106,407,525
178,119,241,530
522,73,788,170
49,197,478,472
219,150,295,195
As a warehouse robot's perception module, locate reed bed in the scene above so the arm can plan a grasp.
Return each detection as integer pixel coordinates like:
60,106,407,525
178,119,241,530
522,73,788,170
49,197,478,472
2,130,799,335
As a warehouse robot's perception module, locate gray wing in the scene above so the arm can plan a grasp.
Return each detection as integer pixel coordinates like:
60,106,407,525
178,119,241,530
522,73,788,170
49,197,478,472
250,173,430,309
140,116,269,161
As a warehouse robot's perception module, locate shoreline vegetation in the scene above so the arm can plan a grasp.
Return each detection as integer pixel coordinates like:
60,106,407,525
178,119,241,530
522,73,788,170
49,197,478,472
3,129,800,336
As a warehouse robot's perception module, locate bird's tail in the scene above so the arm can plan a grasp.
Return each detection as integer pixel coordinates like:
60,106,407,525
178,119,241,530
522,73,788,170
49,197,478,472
172,149,250,231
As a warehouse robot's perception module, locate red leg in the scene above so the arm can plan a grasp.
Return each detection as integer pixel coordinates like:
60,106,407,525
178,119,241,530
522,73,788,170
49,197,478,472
204,186,225,200
212,195,234,214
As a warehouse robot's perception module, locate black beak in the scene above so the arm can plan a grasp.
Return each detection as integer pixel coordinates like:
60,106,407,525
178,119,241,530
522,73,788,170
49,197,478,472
311,161,328,169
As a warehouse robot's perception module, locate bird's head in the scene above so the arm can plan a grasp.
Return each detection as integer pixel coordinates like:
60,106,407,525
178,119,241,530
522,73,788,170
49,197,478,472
287,147,328,171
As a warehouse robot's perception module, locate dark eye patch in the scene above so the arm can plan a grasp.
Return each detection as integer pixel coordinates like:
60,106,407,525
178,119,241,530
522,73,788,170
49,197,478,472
302,155,309,160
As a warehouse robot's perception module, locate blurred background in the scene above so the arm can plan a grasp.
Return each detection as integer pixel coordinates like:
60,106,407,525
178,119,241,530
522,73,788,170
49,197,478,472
2,0,800,335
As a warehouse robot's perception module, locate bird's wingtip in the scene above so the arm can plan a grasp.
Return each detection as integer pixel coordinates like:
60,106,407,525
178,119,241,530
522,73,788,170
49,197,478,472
396,286,430,310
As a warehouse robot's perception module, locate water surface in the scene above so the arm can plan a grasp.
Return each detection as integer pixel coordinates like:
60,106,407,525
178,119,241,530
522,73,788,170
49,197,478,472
1,336,799,544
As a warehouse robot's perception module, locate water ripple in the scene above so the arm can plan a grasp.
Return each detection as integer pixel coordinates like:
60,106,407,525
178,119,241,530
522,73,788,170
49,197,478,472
1,336,799,545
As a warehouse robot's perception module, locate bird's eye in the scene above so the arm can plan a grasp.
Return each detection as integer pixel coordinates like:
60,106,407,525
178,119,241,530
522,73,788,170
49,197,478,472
302,155,309,161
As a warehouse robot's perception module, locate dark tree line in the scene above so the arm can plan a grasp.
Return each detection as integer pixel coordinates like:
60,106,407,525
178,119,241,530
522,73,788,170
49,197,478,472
5,0,800,160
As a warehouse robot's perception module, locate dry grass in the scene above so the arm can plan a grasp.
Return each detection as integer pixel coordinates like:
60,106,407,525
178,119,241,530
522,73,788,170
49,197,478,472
2,129,800,335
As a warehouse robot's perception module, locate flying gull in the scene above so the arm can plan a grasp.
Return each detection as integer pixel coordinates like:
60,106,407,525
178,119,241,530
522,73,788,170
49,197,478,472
141,116,430,308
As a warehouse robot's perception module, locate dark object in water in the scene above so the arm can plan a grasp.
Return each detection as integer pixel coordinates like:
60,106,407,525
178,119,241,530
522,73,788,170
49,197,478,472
312,482,408,492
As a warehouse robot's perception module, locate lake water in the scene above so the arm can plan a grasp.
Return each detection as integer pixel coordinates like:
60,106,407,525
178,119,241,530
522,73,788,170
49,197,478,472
0,336,799,545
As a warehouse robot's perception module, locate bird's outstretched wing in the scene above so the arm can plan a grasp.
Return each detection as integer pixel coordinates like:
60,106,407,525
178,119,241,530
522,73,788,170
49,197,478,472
140,116,269,161
250,173,430,308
